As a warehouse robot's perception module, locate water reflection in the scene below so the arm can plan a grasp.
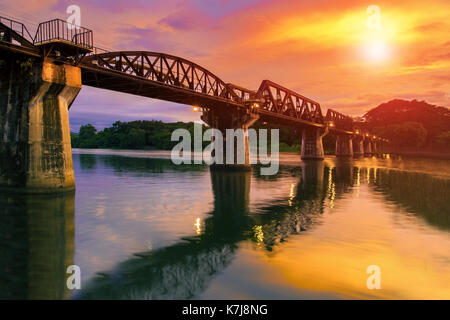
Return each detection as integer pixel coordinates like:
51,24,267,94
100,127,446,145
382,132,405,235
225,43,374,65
0,153,449,299
79,170,252,299
0,193,74,299
78,161,352,299
371,170,450,230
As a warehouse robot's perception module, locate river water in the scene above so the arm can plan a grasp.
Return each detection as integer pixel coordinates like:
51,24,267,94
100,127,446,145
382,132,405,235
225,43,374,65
0,150,449,299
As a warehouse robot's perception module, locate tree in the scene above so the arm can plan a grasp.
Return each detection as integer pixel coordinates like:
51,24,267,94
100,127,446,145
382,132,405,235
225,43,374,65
374,122,427,150
79,124,97,140
78,124,98,148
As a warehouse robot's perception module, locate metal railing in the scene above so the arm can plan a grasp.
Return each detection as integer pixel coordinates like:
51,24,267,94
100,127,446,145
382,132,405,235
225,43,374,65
0,16,33,43
34,18,93,50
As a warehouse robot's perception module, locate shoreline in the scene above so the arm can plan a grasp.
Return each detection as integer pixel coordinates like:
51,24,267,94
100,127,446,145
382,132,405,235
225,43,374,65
72,148,450,160
390,151,450,160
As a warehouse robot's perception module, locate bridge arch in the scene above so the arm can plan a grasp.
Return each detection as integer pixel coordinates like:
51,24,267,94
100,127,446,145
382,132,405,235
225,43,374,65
82,51,243,103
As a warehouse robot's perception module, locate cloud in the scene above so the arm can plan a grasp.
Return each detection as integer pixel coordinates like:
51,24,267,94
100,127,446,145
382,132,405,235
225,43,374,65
157,8,207,31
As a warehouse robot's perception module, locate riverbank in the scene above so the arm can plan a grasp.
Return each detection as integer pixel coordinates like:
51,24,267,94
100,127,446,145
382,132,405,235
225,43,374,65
390,150,450,160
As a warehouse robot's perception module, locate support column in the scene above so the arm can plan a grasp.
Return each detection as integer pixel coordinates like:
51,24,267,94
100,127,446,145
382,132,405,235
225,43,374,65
0,55,81,193
372,142,378,155
201,108,259,171
301,126,328,160
353,137,364,157
335,134,353,157
364,139,373,157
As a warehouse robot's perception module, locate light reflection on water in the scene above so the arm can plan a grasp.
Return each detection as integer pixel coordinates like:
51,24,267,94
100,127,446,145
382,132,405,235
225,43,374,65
0,150,449,299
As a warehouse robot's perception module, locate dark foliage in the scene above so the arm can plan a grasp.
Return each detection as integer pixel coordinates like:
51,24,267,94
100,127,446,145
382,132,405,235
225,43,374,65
71,120,206,150
364,99,450,150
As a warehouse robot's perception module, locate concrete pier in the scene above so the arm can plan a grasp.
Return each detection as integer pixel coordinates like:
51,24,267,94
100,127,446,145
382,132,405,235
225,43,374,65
371,142,378,155
0,56,81,193
335,134,353,157
364,139,373,157
301,127,328,160
202,108,258,170
353,137,364,157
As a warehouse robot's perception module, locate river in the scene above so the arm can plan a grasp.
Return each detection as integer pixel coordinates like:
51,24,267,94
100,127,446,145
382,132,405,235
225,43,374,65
0,149,449,299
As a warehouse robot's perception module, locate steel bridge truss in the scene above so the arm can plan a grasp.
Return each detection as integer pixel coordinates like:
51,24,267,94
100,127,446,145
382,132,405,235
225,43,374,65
82,51,242,103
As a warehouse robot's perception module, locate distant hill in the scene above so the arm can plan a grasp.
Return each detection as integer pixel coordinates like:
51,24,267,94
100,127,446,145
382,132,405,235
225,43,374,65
363,99,450,151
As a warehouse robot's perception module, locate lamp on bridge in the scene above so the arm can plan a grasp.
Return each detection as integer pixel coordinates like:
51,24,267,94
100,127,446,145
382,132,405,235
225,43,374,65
192,106,200,112
326,121,335,128
243,100,261,110
354,129,360,135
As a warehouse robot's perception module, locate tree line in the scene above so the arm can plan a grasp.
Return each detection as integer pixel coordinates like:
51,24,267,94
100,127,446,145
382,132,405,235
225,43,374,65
70,120,311,152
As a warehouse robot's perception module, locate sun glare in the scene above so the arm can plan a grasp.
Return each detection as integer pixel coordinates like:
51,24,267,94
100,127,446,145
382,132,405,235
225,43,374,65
365,40,390,62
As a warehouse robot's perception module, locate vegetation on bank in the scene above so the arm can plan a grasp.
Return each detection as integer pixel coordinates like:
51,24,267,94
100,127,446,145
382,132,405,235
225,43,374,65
70,120,309,153
71,120,198,150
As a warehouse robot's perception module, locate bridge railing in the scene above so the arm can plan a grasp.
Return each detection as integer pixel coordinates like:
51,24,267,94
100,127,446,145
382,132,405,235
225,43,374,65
0,16,34,43
256,80,324,124
34,18,93,50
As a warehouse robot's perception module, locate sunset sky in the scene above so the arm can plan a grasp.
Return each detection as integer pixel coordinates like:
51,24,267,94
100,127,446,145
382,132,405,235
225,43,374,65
1,0,449,130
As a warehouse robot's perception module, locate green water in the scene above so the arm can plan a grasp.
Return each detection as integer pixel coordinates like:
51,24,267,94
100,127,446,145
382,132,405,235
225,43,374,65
0,150,449,299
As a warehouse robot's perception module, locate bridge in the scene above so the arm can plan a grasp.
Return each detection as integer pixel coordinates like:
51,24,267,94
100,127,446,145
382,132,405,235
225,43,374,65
0,16,387,192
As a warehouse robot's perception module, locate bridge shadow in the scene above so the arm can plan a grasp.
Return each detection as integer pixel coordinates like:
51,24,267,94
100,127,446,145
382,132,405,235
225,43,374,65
0,192,74,299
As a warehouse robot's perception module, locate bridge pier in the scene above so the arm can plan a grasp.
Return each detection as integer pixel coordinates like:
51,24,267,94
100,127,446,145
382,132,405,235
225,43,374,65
363,139,373,157
0,56,80,193
201,108,258,171
335,134,353,157
352,137,364,157
371,141,378,155
301,127,328,160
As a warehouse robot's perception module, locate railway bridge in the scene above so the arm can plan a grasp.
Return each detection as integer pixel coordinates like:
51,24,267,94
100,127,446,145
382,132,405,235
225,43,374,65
0,17,387,192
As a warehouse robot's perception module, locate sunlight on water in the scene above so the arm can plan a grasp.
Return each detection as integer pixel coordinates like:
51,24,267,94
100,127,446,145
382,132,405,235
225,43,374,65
0,150,448,299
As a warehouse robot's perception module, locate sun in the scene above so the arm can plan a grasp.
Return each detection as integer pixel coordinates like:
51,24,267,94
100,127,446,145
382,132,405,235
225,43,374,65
365,40,390,62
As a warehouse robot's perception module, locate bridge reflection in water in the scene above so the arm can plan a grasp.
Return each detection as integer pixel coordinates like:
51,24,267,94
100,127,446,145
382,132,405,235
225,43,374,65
0,155,449,299
0,193,74,299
